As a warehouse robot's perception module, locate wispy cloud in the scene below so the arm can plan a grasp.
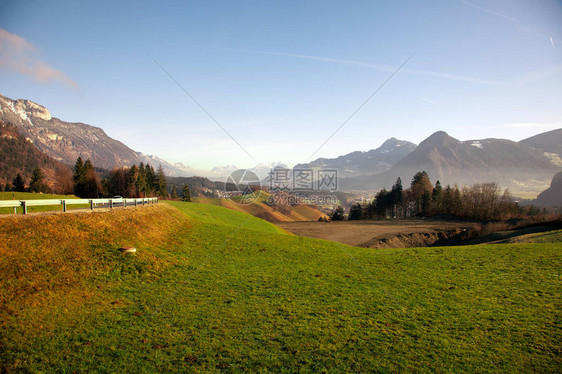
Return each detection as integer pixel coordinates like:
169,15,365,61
550,36,556,50
417,96,439,106
459,0,558,48
512,64,562,86
0,28,78,90
199,46,503,85
459,0,517,22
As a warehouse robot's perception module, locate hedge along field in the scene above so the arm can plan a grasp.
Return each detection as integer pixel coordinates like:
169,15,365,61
0,201,560,372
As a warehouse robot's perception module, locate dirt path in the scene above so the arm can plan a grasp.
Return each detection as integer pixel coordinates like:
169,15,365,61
276,219,474,248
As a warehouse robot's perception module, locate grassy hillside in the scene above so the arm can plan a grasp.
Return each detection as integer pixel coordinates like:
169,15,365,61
0,191,84,214
193,190,328,222
499,229,562,244
1,202,560,372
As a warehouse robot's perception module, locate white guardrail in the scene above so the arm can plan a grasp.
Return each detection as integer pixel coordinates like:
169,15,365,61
0,197,158,214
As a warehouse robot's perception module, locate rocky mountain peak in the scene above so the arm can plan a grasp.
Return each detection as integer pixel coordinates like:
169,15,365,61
14,99,52,121
379,137,415,151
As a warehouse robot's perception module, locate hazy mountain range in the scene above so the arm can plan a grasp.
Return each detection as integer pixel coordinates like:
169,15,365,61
294,138,416,178
339,130,562,195
1,93,561,197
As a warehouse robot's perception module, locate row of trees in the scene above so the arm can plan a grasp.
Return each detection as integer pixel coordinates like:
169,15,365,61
2,168,50,193
104,161,167,198
76,158,191,200
347,171,521,221
1,157,191,201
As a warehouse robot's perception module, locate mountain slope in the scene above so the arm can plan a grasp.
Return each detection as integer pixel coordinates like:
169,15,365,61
0,120,71,189
519,128,562,166
294,138,416,178
0,93,194,177
341,131,561,195
0,94,143,169
535,171,562,207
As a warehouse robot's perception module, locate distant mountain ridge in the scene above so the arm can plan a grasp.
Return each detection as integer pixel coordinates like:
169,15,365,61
519,128,562,166
340,130,561,196
0,93,194,177
2,93,560,197
294,138,417,178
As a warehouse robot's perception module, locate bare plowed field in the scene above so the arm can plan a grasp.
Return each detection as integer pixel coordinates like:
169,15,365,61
276,219,475,248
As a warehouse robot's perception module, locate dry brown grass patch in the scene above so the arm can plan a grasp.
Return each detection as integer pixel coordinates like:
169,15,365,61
0,204,191,318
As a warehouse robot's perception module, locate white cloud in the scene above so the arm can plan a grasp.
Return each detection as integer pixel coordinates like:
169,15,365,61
0,28,79,90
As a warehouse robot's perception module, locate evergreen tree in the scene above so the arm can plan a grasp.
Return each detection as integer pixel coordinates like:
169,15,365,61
74,158,101,197
137,162,148,197
421,190,431,216
371,188,392,218
108,167,127,197
84,160,101,197
145,164,156,194
29,167,49,193
171,184,178,200
156,165,168,198
12,173,25,192
390,177,403,218
181,184,191,202
331,206,345,221
431,180,443,215
348,203,363,220
73,157,87,197
73,157,85,184
126,165,139,197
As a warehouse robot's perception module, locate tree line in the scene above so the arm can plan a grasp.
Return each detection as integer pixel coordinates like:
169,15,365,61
340,171,526,222
2,157,191,201
2,167,51,194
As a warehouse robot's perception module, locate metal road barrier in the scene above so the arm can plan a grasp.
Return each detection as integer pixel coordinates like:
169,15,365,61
0,197,158,214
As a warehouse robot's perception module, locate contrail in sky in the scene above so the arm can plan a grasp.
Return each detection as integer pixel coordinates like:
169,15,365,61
417,96,439,106
459,0,558,48
459,0,517,22
189,45,503,85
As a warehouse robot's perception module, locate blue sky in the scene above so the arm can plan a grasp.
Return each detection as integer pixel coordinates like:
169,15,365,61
1,0,561,169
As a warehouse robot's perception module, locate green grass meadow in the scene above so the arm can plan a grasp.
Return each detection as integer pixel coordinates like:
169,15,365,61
0,201,560,372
